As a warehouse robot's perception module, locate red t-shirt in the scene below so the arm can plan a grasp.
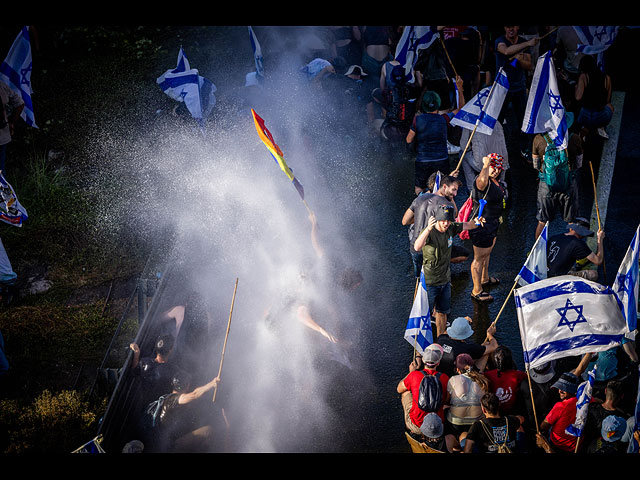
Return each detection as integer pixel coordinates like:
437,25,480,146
485,369,528,414
403,368,449,427
545,397,578,452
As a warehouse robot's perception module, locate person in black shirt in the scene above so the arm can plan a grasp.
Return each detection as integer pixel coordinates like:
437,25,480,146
463,392,522,453
547,221,604,281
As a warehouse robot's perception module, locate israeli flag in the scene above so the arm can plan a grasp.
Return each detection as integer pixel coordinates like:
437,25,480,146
404,271,433,355
573,26,619,55
515,276,628,369
628,365,640,454
566,365,596,437
522,51,569,150
394,26,438,83
0,26,36,128
432,171,441,193
515,222,548,286
451,67,509,135
156,47,216,127
248,26,265,80
612,224,639,336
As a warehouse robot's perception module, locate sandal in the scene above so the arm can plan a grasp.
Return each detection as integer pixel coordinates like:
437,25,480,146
471,291,494,302
482,277,500,288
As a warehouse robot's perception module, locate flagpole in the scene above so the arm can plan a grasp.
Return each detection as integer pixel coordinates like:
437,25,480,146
451,73,501,175
589,160,607,283
439,36,459,78
411,276,421,363
213,278,238,403
525,368,541,434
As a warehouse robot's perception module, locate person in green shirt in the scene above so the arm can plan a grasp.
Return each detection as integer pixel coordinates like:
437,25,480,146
414,204,485,337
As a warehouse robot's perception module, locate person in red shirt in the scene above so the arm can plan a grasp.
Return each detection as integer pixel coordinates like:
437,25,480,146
484,346,527,416
537,353,594,453
397,343,450,435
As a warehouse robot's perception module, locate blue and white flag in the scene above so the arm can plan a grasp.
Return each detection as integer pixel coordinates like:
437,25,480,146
515,276,628,369
612,224,639,336
573,26,619,55
248,26,265,81
404,271,433,356
451,67,509,135
156,47,216,127
394,26,438,83
432,171,441,193
628,365,640,454
0,26,37,128
566,365,596,437
522,51,569,150
515,222,548,286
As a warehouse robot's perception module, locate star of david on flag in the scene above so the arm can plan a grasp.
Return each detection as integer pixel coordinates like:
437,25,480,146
404,271,433,356
156,47,216,128
394,26,438,83
515,275,627,369
0,26,37,128
573,26,619,56
612,224,639,336
522,51,569,150
451,67,509,135
515,221,548,286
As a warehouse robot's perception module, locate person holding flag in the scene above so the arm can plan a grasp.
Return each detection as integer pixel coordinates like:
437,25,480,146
0,26,36,173
495,26,539,162
414,204,485,337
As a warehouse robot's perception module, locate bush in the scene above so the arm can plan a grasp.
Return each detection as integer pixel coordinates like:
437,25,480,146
0,389,105,453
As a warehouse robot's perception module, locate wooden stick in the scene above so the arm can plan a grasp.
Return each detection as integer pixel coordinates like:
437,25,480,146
213,278,238,403
439,36,458,78
451,73,500,174
589,160,607,282
525,367,540,434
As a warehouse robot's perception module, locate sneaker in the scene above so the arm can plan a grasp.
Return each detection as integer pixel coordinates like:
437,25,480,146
520,149,533,164
597,127,609,139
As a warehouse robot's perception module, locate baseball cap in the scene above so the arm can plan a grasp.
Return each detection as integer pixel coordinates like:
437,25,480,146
422,343,444,367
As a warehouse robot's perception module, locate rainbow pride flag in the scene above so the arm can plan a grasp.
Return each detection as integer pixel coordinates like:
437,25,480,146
251,109,304,200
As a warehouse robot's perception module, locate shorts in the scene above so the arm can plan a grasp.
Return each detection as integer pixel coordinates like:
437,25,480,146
468,218,499,249
425,282,451,315
415,159,450,190
536,179,579,224
577,106,613,129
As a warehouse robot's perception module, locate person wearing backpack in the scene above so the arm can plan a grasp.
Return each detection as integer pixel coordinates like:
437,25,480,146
143,370,220,452
397,343,450,436
463,392,522,453
531,111,584,240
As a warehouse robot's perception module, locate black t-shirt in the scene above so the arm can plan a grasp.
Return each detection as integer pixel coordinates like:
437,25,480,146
435,334,486,377
466,415,521,453
547,234,592,277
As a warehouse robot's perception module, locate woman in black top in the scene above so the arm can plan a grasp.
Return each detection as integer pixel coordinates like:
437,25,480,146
469,153,506,303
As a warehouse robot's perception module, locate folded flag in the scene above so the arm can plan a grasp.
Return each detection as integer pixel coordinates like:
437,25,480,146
394,26,438,83
612,224,639,335
515,222,548,286
248,26,265,80
0,26,37,128
432,171,441,193
451,67,509,135
250,109,304,200
522,51,569,150
156,47,216,127
404,271,433,356
0,171,27,227
566,365,596,437
515,275,627,370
